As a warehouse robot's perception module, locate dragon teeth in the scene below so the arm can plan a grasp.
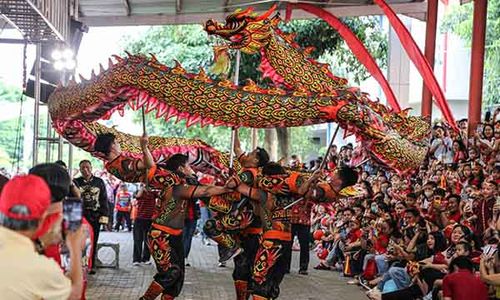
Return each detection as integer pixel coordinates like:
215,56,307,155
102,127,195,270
165,106,178,121
155,103,168,118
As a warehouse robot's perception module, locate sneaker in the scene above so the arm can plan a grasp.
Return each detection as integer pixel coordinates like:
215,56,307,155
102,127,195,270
185,262,191,267
218,247,243,263
298,269,308,275
133,262,141,267
218,262,226,267
142,260,152,265
366,288,382,300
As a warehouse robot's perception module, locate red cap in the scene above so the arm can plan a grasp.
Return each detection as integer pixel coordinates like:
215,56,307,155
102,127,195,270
0,175,51,220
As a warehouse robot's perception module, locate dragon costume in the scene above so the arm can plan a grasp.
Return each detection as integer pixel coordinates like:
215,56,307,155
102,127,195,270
48,6,429,175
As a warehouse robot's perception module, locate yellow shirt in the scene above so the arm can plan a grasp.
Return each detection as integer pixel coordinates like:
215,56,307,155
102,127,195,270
0,226,71,300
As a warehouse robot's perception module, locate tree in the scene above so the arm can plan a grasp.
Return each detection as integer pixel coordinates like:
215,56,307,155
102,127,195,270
441,0,500,109
122,16,387,160
0,81,22,103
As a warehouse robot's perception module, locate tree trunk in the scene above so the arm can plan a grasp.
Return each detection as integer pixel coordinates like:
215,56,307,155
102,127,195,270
276,127,289,162
264,128,277,161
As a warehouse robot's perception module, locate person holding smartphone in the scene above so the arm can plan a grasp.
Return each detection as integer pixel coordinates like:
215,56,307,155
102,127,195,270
0,175,85,300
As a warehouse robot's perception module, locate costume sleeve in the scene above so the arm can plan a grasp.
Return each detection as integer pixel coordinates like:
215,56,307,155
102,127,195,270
98,178,109,217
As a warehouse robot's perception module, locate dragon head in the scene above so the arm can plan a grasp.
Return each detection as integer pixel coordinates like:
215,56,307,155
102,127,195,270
204,5,277,54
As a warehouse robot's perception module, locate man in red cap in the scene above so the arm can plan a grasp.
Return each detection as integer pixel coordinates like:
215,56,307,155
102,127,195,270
0,175,85,299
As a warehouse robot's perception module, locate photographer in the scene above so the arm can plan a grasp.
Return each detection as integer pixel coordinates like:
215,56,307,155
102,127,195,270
0,175,84,300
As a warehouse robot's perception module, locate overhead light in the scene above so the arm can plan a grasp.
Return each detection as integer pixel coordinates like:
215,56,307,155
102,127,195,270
51,50,62,60
62,48,74,59
54,60,64,71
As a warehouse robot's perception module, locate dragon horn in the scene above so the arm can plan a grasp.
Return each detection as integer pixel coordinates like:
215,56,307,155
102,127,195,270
255,4,277,21
235,6,254,18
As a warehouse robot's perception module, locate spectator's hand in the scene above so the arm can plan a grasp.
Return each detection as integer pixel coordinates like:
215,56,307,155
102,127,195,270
65,227,85,254
481,253,496,272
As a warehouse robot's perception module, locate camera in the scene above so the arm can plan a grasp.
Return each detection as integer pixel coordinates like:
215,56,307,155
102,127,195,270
63,197,83,232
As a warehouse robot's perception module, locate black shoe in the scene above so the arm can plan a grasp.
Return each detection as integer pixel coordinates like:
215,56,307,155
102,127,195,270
298,269,308,275
218,247,243,263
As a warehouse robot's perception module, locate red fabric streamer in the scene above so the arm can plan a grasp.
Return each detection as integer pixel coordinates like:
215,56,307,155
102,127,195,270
286,3,401,112
373,0,458,131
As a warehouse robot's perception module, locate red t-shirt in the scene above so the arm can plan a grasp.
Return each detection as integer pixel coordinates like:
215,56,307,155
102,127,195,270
442,269,488,300
136,190,156,220
448,210,461,224
373,233,389,254
115,191,132,212
346,228,362,243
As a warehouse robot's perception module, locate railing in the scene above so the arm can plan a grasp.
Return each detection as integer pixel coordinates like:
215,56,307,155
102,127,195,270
0,0,74,42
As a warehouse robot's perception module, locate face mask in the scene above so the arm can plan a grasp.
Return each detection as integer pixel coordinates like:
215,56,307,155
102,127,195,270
33,211,62,241
371,205,378,214
424,191,433,198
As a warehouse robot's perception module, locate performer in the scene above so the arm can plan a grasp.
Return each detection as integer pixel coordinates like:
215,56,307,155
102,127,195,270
203,130,270,264
140,154,232,300
227,164,358,300
93,132,155,183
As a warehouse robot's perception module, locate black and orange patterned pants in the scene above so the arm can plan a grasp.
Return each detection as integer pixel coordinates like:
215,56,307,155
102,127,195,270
250,239,291,299
147,229,185,298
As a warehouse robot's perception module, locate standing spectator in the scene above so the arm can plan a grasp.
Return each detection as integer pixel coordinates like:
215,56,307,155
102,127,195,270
473,181,497,236
0,175,84,300
114,184,132,232
133,184,155,266
285,200,313,275
74,160,109,274
430,125,453,163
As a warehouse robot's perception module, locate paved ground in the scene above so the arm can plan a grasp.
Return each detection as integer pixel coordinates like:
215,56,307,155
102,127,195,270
87,232,366,300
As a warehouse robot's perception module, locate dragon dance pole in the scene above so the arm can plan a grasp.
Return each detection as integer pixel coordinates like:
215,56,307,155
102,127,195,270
319,123,340,170
228,50,241,169
285,124,340,210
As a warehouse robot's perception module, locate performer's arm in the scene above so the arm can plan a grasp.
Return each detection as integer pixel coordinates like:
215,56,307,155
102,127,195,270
297,171,321,196
137,134,155,170
234,183,263,202
234,128,243,159
176,184,232,199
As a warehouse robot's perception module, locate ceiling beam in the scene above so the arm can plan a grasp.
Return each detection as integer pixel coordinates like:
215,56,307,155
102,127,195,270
122,0,130,16
80,1,428,26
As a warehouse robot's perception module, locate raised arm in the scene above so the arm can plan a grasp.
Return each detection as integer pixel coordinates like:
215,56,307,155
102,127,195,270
297,171,321,196
137,134,155,170
233,128,243,159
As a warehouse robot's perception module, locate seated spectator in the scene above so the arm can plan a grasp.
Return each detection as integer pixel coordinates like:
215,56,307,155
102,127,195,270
442,256,488,300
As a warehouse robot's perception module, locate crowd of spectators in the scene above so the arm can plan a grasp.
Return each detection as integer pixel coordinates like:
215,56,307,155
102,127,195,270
293,111,500,299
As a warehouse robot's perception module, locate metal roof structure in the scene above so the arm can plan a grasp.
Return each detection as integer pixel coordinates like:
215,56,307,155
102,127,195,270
0,0,73,42
78,0,429,26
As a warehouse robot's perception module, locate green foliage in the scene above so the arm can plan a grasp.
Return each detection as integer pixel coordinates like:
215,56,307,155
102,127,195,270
0,81,22,103
441,0,500,108
0,117,23,165
280,17,387,84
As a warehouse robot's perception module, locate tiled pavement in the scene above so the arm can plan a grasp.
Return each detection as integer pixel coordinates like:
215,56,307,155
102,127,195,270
87,232,366,300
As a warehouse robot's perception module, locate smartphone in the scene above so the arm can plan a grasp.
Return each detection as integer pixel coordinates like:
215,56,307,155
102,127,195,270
63,197,83,231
